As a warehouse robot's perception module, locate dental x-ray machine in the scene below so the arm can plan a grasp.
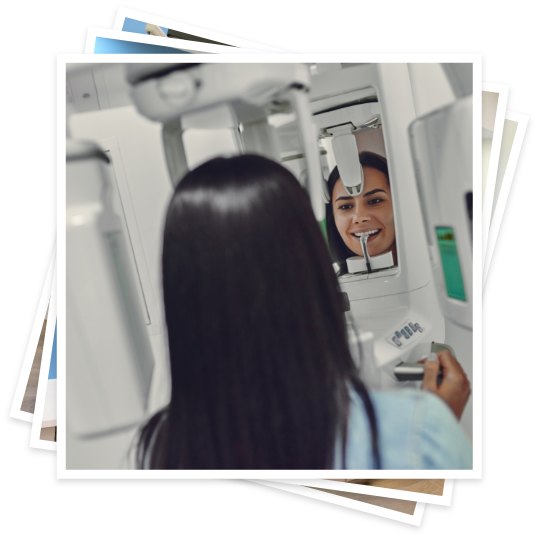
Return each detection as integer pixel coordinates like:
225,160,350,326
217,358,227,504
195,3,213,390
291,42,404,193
65,61,473,468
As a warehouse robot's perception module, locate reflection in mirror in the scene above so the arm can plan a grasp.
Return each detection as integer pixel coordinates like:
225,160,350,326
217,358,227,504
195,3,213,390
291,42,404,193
324,130,398,276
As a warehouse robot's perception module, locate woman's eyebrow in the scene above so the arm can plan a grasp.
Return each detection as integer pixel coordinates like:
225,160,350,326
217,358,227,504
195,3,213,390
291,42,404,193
335,195,354,202
362,188,386,197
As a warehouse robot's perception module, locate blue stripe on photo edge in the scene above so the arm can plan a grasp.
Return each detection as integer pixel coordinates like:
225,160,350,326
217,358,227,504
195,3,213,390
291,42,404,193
48,323,57,380
94,37,192,54
122,17,168,36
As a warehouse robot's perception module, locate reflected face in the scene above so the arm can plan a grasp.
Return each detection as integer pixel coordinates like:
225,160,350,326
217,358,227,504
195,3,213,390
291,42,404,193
332,167,396,259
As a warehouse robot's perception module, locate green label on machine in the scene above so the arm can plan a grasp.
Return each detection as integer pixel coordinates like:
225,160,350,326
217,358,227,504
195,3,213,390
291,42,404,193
436,227,467,302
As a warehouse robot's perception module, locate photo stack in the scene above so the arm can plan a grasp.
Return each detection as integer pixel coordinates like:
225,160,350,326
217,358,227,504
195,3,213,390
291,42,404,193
7,5,531,532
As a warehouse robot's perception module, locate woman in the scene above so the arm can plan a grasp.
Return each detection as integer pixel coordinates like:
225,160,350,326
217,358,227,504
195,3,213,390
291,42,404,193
137,154,471,470
327,151,397,274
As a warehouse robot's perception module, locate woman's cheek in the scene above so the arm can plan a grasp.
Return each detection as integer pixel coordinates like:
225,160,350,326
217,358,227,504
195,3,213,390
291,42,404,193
386,208,395,240
335,215,347,239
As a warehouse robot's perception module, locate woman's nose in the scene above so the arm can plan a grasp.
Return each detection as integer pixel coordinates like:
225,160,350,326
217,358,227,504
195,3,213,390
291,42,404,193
353,206,370,223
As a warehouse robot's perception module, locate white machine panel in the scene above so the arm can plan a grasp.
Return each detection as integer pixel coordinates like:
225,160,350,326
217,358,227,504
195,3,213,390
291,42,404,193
409,94,473,330
66,140,154,437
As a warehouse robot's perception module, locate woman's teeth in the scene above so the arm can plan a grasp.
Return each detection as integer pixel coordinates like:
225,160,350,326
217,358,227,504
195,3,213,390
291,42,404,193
354,229,380,237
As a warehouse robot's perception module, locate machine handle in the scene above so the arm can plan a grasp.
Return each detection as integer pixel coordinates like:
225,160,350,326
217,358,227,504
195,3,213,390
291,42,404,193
287,87,326,222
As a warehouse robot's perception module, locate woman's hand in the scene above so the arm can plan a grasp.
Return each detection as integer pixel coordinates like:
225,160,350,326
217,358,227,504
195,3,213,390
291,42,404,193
421,351,471,420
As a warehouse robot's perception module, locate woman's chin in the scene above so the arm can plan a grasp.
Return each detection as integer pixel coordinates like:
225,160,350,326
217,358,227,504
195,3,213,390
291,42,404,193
350,246,388,259
346,241,391,259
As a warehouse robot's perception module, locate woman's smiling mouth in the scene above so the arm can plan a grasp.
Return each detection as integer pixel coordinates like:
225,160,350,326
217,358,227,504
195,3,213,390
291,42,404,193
352,229,381,242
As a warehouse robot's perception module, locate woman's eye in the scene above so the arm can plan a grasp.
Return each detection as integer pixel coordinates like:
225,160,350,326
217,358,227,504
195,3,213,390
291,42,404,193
367,198,384,205
338,204,353,211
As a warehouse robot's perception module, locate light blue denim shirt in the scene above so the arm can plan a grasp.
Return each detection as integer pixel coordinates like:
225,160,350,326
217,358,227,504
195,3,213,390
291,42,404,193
334,388,472,470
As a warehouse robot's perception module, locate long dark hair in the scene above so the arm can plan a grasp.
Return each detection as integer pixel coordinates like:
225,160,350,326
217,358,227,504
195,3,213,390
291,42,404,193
137,154,380,469
326,151,390,275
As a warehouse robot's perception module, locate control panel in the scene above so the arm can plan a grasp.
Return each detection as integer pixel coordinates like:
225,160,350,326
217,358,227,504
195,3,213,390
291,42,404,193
386,319,424,349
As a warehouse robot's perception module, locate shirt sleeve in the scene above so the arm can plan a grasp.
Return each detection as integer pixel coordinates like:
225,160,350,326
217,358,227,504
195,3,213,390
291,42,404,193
410,390,473,470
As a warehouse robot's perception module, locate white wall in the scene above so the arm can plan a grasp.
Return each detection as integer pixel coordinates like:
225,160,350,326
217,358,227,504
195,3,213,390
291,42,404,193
353,126,387,157
183,128,239,169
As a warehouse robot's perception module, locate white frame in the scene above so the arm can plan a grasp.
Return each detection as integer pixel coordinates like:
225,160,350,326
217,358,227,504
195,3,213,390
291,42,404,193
113,7,287,52
482,83,508,266
483,111,529,284
9,245,56,422
58,54,481,479
85,28,271,55
29,264,57,451
251,480,425,525
274,478,453,505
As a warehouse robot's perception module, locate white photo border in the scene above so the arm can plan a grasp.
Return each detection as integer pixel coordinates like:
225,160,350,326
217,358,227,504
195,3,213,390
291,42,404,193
272,478,453,506
85,28,271,55
29,265,57,451
9,244,56,422
58,54,481,479
482,83,509,265
483,111,529,284
251,480,425,526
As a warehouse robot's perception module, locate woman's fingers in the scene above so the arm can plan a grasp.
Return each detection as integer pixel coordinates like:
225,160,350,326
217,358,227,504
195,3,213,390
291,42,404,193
436,351,470,419
421,356,440,392
438,350,465,376
437,350,468,388
420,350,471,420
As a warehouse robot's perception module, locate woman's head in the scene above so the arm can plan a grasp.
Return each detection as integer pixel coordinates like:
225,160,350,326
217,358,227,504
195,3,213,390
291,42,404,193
139,154,379,469
161,156,346,357
326,152,396,271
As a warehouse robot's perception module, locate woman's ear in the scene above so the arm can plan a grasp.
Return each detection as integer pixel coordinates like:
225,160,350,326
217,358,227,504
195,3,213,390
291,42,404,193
322,179,331,204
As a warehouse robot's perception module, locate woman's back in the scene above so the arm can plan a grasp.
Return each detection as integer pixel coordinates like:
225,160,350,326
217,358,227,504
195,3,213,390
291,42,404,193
138,387,472,470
